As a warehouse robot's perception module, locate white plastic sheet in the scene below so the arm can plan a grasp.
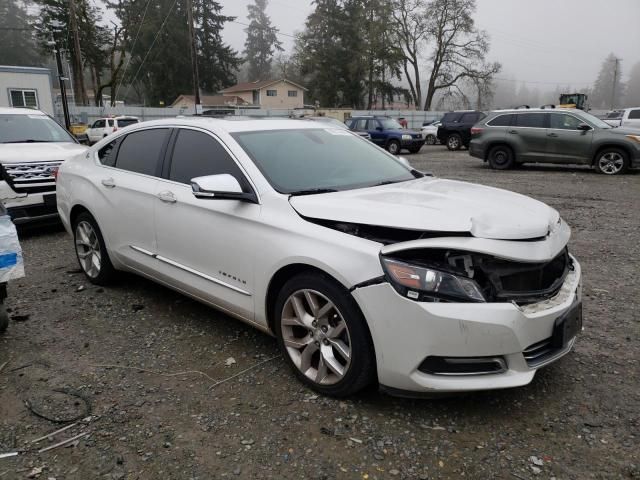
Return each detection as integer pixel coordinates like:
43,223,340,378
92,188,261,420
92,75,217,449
0,215,24,282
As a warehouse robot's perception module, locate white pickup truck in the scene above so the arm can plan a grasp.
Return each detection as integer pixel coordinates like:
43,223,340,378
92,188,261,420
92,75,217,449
603,107,640,128
0,108,87,224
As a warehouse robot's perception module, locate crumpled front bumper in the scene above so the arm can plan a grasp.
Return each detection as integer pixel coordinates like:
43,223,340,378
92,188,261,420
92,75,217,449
352,256,582,393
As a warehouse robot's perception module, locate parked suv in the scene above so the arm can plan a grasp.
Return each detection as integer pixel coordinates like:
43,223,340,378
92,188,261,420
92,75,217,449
346,116,425,154
86,116,139,144
469,108,640,175
602,107,640,129
437,111,486,150
0,108,87,223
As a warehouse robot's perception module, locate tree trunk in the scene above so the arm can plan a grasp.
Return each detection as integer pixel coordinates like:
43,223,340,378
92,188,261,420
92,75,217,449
423,75,437,111
69,0,88,105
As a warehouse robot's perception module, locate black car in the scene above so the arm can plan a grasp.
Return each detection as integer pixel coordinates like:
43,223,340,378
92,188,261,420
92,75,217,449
436,111,486,151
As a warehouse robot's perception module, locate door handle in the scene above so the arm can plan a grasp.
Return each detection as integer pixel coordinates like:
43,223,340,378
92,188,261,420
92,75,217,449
101,178,116,188
547,133,559,137
157,191,177,203
507,129,518,134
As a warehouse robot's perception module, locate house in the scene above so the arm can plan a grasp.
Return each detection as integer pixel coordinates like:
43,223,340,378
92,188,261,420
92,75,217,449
0,65,55,115
171,94,250,110
220,79,306,109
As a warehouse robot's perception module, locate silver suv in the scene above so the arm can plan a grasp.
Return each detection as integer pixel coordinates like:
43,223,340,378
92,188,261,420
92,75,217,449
469,108,640,175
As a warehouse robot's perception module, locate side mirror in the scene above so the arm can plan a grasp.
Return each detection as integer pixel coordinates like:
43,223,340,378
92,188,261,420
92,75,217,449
577,123,592,131
191,174,257,203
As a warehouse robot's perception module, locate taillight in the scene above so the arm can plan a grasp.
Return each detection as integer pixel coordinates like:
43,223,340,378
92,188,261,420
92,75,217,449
470,127,483,135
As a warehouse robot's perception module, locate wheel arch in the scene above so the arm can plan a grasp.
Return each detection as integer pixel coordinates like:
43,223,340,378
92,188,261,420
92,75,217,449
591,143,633,166
484,141,516,160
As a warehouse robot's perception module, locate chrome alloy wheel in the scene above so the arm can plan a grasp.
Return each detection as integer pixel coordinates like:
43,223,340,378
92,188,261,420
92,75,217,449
75,220,102,278
280,289,352,385
598,152,624,175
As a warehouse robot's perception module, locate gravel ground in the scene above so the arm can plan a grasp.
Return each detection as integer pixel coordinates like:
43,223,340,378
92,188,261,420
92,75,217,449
0,147,638,480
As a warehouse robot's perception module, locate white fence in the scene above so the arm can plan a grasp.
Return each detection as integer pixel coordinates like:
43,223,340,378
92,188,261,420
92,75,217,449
55,105,446,130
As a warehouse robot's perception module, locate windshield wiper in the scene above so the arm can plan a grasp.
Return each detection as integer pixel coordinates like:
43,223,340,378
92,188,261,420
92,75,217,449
2,139,49,143
289,188,338,196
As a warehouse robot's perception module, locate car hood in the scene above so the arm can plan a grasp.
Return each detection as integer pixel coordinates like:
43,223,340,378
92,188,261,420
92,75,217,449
290,178,560,240
0,142,87,163
604,126,640,135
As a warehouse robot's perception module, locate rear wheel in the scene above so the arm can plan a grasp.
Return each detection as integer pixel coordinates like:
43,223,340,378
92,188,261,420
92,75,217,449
73,212,117,285
594,148,628,175
425,134,436,145
386,139,401,155
488,145,515,170
446,134,462,151
274,272,376,397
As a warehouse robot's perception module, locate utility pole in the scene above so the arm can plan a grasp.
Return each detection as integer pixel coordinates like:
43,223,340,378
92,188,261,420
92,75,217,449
186,0,202,115
68,0,88,106
50,34,71,130
611,57,620,110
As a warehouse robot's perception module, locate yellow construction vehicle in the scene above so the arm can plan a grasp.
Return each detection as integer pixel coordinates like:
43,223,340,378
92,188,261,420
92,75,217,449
558,93,588,110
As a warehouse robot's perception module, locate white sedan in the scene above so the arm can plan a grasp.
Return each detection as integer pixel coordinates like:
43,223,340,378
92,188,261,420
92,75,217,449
56,118,582,397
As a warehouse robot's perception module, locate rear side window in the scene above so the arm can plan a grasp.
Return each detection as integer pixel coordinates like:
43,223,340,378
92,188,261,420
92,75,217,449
169,129,249,189
460,113,483,123
107,119,114,127
442,112,461,123
117,118,138,128
115,128,169,176
366,119,380,130
98,137,121,167
629,109,640,119
487,114,513,127
515,113,547,128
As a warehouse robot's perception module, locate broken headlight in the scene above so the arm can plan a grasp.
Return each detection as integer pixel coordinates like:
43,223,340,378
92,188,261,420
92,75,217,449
381,258,486,302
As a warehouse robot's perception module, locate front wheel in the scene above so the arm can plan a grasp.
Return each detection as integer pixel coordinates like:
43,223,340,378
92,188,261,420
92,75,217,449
274,273,376,397
73,212,117,285
386,140,401,155
594,148,629,175
425,134,436,145
446,134,462,151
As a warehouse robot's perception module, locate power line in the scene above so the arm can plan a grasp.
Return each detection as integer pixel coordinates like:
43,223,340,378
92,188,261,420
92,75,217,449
122,0,180,101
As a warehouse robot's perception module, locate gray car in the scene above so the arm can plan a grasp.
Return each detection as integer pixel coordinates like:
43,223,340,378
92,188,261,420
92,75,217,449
469,108,640,175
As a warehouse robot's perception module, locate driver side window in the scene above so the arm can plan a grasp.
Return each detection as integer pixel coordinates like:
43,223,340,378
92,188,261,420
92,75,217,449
550,114,583,130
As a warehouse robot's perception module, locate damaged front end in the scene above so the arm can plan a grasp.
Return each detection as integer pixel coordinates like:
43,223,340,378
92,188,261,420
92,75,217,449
380,247,572,305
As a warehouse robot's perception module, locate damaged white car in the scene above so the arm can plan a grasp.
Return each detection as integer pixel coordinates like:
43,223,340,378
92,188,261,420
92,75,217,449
56,118,582,397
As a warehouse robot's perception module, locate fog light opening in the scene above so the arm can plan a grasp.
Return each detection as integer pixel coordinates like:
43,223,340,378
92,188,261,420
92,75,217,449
418,356,507,376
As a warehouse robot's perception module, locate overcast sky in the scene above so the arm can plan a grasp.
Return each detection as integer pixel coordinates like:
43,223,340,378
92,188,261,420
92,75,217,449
221,0,640,87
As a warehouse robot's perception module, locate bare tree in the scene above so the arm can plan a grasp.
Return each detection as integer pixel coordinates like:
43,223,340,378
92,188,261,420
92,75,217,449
95,23,126,106
391,0,428,107
422,0,500,110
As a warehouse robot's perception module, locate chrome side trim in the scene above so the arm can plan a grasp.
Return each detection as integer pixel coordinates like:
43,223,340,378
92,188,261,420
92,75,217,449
155,255,251,296
129,245,155,257
129,245,251,296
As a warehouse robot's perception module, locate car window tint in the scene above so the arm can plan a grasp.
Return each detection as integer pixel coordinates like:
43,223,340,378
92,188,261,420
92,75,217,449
115,128,168,176
117,118,138,128
366,119,379,130
549,114,583,130
487,114,513,127
351,119,366,130
460,113,478,123
629,109,640,119
169,129,248,189
93,120,105,128
515,113,547,128
107,119,114,127
98,137,121,167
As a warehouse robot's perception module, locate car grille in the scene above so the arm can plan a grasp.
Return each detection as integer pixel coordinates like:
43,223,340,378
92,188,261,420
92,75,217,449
0,161,62,194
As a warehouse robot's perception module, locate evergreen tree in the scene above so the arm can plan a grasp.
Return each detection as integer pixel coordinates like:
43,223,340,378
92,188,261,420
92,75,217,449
243,0,283,81
591,53,625,109
0,0,42,66
624,62,640,107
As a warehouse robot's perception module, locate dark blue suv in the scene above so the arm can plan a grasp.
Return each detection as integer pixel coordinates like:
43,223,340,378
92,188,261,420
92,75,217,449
346,116,425,154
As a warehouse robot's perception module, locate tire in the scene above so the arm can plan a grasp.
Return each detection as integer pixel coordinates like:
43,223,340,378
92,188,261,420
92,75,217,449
73,212,117,285
0,305,8,334
488,145,515,170
425,134,436,145
446,134,462,151
594,148,629,175
386,139,401,155
274,272,376,397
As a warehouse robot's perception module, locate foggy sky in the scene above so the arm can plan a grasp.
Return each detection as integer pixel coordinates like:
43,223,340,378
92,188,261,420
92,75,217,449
222,0,640,87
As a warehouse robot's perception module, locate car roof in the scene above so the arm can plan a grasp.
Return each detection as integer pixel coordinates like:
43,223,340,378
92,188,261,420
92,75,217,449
0,107,47,116
121,116,344,133
489,107,581,114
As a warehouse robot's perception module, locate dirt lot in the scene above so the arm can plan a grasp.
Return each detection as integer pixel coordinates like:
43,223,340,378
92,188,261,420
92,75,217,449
1,147,638,480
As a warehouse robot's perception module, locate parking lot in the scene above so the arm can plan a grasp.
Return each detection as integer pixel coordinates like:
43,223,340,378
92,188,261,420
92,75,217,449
1,146,638,479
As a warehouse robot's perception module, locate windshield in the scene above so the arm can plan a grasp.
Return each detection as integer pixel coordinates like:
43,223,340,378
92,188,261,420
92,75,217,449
232,128,416,194
378,118,402,129
0,114,75,143
577,111,612,129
